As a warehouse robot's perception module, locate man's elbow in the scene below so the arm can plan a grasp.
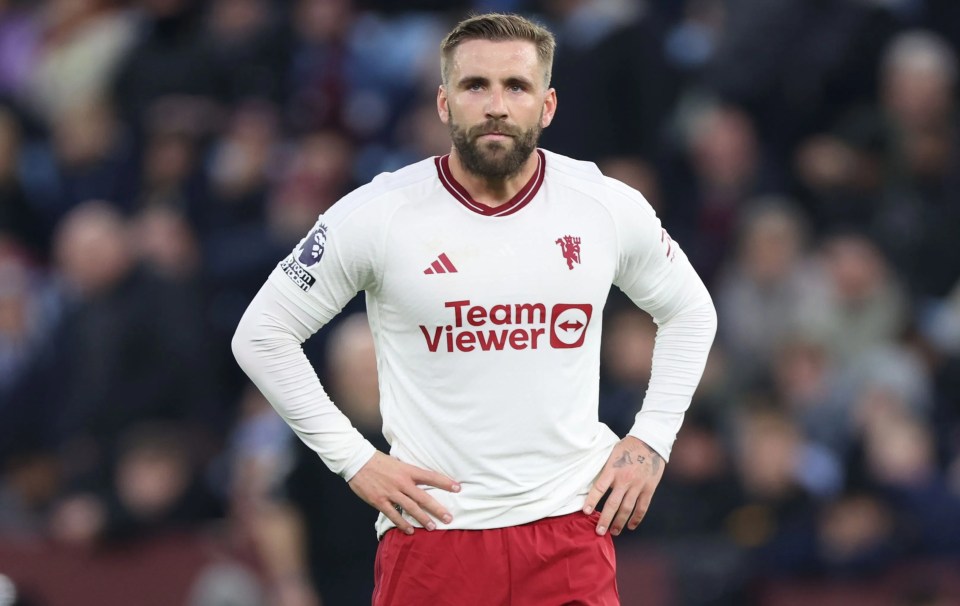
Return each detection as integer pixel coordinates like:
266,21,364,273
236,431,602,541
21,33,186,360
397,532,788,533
704,297,719,342
231,310,258,374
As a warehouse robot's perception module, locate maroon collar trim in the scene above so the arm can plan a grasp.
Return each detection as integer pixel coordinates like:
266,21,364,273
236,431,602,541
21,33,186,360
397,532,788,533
435,149,545,217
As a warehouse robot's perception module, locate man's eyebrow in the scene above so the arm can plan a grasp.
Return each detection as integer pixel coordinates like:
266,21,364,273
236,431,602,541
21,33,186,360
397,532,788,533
457,76,489,87
504,76,534,88
457,75,536,88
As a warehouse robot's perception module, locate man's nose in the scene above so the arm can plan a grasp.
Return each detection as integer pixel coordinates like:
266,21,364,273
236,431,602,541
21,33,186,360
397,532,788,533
485,88,508,120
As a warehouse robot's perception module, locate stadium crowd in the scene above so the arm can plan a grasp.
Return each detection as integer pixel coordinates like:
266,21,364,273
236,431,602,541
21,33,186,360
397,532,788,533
0,0,959,604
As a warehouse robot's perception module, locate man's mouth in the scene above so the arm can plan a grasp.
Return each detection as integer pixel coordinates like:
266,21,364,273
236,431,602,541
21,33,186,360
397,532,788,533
473,123,517,140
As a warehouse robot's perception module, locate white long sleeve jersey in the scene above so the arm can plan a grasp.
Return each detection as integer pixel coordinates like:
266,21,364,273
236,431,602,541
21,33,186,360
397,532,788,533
232,149,717,535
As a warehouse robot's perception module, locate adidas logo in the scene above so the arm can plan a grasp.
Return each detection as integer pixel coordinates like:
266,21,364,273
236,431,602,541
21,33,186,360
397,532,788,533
424,253,458,275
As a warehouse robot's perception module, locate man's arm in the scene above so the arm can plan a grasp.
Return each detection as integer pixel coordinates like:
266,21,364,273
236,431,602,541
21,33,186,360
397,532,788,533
583,183,718,536
233,275,460,533
583,281,716,536
232,278,376,479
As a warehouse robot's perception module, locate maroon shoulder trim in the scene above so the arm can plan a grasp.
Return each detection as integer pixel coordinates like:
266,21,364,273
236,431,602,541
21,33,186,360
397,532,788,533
435,150,545,217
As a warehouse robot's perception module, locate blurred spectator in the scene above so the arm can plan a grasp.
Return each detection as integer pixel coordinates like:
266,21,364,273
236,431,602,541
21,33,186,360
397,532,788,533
7,201,218,476
793,107,888,232
19,0,138,128
285,0,356,133
266,129,354,241
111,0,225,136
705,0,900,161
0,449,60,540
46,99,139,215
664,101,772,282
538,0,675,210
772,335,845,454
873,30,960,300
882,30,955,136
715,199,816,387
796,233,908,367
728,407,835,577
663,0,724,75
848,345,933,431
813,491,898,577
136,121,205,211
203,0,288,105
854,411,960,557
131,204,202,280
49,422,222,546
202,101,280,233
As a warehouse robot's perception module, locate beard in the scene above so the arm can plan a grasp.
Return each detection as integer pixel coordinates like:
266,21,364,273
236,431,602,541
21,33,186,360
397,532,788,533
448,109,543,180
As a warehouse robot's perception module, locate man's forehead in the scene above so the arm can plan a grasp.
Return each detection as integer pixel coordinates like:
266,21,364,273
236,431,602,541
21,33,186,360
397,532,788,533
449,39,542,78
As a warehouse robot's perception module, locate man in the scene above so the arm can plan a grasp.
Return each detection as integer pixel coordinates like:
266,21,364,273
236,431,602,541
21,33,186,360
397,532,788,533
233,13,716,605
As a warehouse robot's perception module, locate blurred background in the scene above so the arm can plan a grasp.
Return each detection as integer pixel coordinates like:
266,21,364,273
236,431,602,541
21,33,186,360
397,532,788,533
0,0,958,604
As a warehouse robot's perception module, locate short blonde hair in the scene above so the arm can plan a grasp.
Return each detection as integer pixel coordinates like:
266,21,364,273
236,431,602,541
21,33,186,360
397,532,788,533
440,13,556,87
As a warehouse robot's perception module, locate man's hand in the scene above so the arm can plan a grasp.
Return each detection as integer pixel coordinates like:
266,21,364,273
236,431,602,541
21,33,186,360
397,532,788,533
348,452,460,535
583,436,665,536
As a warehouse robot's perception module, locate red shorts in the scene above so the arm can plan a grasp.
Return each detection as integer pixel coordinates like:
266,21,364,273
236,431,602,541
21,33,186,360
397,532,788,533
372,510,619,606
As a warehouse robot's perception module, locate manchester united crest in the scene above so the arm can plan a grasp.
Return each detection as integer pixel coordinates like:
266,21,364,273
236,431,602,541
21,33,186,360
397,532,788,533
555,235,581,270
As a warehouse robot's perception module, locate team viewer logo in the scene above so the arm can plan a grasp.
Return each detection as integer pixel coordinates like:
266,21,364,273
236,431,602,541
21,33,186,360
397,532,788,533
549,304,591,348
555,235,581,270
419,300,593,352
298,222,328,266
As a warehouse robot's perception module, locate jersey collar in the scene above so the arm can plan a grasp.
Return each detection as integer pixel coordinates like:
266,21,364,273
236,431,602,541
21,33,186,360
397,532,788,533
435,149,545,217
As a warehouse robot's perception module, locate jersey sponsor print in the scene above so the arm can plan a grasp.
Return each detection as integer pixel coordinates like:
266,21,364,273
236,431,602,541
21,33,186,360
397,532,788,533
419,300,592,353
280,255,316,292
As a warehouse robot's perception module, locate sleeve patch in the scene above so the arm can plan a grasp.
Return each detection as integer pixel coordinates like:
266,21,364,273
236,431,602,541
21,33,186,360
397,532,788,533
280,255,316,292
297,222,328,266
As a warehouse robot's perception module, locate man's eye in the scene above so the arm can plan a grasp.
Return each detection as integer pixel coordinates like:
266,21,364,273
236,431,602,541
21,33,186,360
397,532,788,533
469,83,483,91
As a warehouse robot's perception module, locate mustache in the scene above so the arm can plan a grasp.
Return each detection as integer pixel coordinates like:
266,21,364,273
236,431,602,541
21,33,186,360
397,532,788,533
468,121,521,138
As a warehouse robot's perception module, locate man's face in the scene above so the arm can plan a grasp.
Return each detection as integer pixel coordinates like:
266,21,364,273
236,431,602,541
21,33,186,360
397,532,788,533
438,39,556,180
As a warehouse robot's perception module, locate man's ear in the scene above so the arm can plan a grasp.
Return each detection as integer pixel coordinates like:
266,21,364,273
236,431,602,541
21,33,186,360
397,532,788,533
541,88,557,128
437,85,450,125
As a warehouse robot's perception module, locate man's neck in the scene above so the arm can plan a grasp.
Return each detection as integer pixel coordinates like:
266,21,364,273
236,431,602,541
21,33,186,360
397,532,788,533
447,149,540,208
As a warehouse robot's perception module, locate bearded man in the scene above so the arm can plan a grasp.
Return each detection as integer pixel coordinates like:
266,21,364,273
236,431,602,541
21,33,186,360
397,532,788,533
233,12,716,605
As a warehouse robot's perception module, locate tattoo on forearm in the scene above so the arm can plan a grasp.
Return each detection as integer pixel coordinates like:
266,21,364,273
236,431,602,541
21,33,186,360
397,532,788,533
612,452,633,468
